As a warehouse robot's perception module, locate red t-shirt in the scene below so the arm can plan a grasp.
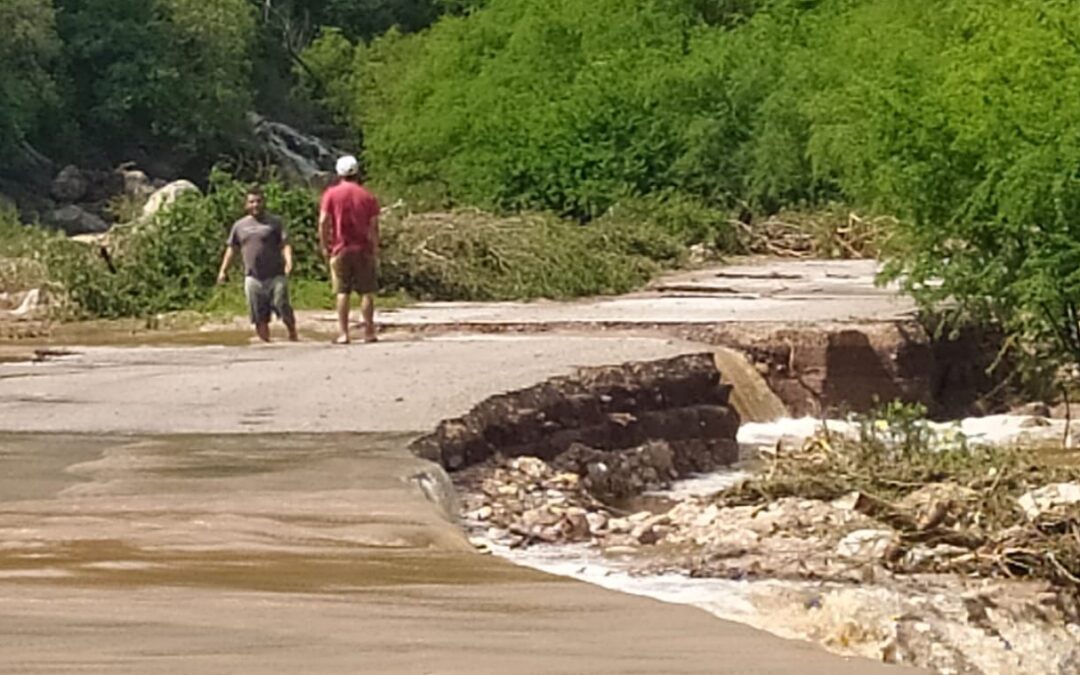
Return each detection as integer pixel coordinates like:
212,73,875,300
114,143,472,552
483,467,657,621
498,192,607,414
320,181,380,256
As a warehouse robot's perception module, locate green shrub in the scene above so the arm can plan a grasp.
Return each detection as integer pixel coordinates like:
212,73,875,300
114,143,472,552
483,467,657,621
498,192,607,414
0,0,60,157
54,0,256,157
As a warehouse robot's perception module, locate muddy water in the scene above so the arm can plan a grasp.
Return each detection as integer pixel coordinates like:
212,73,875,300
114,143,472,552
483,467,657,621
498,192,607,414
0,434,483,590
0,433,891,674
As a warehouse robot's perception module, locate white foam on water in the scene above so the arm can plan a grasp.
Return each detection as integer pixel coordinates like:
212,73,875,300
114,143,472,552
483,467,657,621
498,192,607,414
651,470,752,499
503,543,764,622
736,414,1073,450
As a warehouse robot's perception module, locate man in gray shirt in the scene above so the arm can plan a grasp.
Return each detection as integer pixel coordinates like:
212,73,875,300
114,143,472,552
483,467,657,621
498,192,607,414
216,186,298,342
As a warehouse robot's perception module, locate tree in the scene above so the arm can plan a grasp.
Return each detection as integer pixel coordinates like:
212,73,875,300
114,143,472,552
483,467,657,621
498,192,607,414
0,0,60,157
797,0,1080,371
55,0,257,158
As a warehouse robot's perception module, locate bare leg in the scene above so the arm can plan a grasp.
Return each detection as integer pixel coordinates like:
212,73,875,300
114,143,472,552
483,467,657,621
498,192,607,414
361,293,377,342
255,321,271,343
335,293,351,344
284,315,299,342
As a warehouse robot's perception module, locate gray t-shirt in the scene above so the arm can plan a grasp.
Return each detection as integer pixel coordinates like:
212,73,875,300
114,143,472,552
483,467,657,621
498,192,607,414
228,214,288,280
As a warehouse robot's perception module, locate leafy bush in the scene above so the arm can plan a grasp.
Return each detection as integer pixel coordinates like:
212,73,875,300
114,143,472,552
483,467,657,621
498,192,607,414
4,172,687,317
54,0,256,157
305,0,1080,371
310,0,792,220
0,0,61,156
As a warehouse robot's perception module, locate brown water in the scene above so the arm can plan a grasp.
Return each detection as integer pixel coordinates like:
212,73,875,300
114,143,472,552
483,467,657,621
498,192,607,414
0,433,483,588
0,433,901,674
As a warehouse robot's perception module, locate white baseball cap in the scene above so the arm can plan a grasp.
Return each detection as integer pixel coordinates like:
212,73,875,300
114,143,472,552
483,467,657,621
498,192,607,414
335,155,359,177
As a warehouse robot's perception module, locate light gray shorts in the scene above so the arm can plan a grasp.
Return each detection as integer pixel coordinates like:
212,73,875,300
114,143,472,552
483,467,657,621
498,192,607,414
244,275,294,325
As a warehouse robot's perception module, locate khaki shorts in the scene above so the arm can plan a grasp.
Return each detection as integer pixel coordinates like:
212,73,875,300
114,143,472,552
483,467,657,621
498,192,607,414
330,250,378,295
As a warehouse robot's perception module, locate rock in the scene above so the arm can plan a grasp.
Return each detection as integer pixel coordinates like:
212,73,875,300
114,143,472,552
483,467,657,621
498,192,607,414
902,544,969,570
45,205,109,235
467,506,493,521
561,509,591,541
1018,483,1080,520
635,526,663,545
142,180,200,219
51,165,88,203
1050,402,1080,420
121,169,155,199
521,507,561,529
602,545,638,556
249,113,344,182
836,529,895,561
585,511,608,534
898,482,978,530
11,289,42,317
1011,402,1052,418
511,456,547,480
468,537,493,553
692,504,721,528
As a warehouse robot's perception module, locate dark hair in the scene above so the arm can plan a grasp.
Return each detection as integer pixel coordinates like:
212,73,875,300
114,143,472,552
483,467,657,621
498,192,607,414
246,185,264,198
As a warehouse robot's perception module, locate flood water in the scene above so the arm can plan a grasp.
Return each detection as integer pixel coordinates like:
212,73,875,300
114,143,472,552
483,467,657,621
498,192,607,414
0,434,495,589
0,434,557,673
4,432,875,675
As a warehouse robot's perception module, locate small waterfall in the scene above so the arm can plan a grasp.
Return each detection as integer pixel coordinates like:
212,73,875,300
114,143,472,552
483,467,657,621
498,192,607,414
248,113,346,182
712,347,788,423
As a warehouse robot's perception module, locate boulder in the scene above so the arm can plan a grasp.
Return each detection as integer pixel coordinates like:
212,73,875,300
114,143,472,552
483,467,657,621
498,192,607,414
1018,483,1080,520
836,529,896,561
121,169,155,200
46,205,109,235
142,180,200,219
11,289,42,317
51,165,88,203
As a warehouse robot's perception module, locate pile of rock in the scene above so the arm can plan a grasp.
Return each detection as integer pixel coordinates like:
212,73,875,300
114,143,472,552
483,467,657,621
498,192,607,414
458,437,722,548
552,440,677,501
2,159,197,237
456,456,610,548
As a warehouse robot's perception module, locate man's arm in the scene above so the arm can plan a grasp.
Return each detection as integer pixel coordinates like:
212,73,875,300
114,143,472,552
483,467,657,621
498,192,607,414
282,242,294,275
217,247,235,284
369,216,379,255
318,209,332,258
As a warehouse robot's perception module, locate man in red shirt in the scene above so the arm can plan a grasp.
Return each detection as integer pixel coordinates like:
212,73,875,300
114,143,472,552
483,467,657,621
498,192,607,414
319,155,380,344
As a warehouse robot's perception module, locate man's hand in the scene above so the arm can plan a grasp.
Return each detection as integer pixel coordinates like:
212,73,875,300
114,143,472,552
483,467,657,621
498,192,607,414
217,246,234,286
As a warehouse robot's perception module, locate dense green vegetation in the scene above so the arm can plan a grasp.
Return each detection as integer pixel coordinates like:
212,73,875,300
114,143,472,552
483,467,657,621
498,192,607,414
307,0,1080,371
0,0,449,166
0,172,677,317
5,0,1080,373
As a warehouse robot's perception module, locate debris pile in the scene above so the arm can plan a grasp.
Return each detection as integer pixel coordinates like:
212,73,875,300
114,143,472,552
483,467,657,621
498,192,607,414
716,431,1080,591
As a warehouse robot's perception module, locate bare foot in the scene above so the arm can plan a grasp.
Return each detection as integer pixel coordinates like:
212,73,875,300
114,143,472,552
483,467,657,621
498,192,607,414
333,335,351,345
363,334,378,344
